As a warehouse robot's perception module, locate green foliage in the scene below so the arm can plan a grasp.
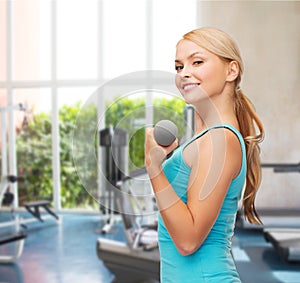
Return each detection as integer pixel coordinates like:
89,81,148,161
59,102,97,209
16,96,186,209
105,96,146,171
17,112,53,204
153,97,186,135
17,102,97,209
105,96,186,171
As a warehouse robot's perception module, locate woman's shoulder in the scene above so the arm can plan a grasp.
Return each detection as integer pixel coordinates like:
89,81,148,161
183,124,243,171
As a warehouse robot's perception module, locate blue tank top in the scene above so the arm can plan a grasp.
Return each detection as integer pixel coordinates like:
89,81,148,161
158,124,246,283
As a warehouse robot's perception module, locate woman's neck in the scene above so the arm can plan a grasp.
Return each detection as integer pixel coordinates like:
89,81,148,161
193,93,238,133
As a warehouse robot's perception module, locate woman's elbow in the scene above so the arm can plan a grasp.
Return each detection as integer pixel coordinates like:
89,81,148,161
177,241,202,256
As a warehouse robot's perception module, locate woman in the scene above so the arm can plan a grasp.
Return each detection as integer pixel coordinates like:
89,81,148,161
145,27,264,282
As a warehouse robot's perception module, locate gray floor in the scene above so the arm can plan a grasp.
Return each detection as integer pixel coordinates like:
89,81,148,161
0,212,299,283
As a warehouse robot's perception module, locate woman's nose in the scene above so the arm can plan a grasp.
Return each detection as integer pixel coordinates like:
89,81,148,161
180,66,192,78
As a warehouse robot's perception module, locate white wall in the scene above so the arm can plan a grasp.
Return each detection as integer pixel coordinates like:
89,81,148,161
198,1,300,209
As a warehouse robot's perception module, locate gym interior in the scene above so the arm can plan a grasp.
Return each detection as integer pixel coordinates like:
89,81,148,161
0,1,299,283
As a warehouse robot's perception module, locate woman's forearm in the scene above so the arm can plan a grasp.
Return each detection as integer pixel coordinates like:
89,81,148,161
149,168,205,255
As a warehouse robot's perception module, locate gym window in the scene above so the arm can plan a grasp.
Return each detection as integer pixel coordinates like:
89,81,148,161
0,0,197,212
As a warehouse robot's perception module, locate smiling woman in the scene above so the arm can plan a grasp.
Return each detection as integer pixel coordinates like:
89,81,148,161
175,40,240,104
145,27,264,283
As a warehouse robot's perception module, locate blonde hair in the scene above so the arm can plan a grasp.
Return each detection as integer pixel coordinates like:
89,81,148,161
183,27,264,224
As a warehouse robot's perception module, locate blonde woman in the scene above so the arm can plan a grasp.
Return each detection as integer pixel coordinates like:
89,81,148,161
145,27,264,282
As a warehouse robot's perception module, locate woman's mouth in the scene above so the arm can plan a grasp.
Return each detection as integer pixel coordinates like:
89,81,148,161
182,83,199,91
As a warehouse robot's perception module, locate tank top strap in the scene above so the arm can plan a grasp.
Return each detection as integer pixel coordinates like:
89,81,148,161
182,124,246,181
183,124,246,156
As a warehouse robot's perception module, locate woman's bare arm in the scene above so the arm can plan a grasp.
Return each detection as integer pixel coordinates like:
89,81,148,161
146,128,242,256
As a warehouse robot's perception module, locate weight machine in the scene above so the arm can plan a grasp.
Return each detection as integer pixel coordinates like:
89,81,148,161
97,106,195,281
0,103,59,262
262,162,300,262
0,104,27,263
97,168,160,283
99,126,128,234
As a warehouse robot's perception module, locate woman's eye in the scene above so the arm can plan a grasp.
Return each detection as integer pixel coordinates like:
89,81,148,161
194,60,203,65
175,65,183,71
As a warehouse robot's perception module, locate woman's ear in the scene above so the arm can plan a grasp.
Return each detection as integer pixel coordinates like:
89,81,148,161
226,61,239,82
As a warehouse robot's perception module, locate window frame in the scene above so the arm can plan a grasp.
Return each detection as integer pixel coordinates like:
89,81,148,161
0,0,198,212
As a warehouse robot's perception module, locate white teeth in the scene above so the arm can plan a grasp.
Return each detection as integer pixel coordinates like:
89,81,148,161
183,84,198,91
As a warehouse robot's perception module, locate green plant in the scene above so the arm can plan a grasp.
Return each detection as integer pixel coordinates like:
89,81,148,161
16,96,186,209
16,102,97,209
105,96,186,171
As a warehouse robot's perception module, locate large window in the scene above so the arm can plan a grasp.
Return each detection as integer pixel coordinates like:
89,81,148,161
0,89,7,175
0,0,198,211
14,89,52,205
57,0,98,80
0,1,6,82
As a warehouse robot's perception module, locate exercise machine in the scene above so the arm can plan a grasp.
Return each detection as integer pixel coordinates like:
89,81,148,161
97,106,196,281
22,200,59,224
97,238,159,283
237,162,300,229
0,175,26,263
0,104,27,262
97,168,160,283
0,103,59,262
0,103,59,226
99,126,128,234
262,162,300,262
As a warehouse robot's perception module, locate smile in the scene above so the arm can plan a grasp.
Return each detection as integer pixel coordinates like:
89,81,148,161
182,83,199,91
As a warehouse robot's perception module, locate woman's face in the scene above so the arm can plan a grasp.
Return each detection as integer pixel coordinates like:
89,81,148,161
175,39,230,105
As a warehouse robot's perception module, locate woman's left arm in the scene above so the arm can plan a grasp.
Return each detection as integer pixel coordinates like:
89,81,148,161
145,127,242,256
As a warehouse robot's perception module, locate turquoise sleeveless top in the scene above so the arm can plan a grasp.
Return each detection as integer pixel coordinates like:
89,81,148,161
158,124,246,283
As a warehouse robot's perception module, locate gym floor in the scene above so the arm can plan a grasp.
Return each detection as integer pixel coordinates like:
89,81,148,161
0,212,299,283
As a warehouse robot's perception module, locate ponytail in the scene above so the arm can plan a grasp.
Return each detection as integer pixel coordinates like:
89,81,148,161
234,89,264,225
182,27,264,224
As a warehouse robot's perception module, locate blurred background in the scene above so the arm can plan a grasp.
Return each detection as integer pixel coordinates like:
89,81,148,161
0,1,299,283
0,0,299,212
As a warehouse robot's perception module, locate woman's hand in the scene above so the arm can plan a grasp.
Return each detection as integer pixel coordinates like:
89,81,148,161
145,128,178,179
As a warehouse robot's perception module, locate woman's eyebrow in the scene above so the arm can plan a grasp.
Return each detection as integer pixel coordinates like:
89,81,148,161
175,52,205,63
188,52,204,59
